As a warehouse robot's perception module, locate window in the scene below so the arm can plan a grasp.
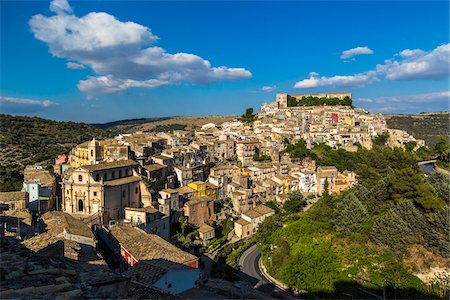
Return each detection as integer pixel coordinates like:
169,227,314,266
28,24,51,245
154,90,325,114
78,175,83,182
125,169,129,176
95,174,100,181
135,187,138,194
104,173,108,180
112,171,116,179
78,199,84,212
119,170,122,177
122,191,126,198
67,190,69,195
93,191,97,197
90,149,94,157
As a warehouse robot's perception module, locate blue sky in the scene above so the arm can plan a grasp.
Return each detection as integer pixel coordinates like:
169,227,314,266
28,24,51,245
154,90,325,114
1,0,449,123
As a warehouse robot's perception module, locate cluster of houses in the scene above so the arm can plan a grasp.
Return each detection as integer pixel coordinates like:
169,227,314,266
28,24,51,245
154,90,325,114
0,91,426,298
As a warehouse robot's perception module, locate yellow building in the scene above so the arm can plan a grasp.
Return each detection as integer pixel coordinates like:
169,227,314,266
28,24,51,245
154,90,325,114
70,139,129,168
187,181,216,199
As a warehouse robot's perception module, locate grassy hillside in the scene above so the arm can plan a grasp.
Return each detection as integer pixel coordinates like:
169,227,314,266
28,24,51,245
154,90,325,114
384,113,449,146
0,114,114,191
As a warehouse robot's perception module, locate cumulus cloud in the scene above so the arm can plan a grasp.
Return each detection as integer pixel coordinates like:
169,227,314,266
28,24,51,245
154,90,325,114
340,46,374,60
377,43,450,80
398,49,426,58
77,76,169,96
66,62,86,69
0,96,57,112
29,0,252,96
261,85,277,92
294,43,449,89
355,91,450,113
355,91,450,104
294,71,378,89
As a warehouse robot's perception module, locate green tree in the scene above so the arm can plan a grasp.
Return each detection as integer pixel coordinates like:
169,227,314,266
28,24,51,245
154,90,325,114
426,172,450,203
333,194,369,234
374,132,389,146
178,216,187,235
284,191,307,213
370,209,411,253
280,239,341,293
404,141,417,152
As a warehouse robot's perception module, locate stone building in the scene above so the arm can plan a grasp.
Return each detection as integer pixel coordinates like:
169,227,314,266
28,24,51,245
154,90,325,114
61,160,142,223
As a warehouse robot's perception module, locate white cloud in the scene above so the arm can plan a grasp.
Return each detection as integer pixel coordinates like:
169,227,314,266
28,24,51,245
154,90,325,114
398,49,425,58
49,0,72,14
355,91,450,113
294,71,378,89
29,0,252,96
77,76,169,96
0,96,57,112
66,62,86,69
355,91,450,104
340,46,374,60
261,85,277,92
377,43,450,80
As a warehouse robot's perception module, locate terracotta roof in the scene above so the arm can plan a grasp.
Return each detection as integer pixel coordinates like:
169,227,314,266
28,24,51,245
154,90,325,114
175,186,195,195
143,164,166,172
104,176,141,186
152,154,172,160
184,196,212,206
0,191,27,203
24,169,54,187
242,205,274,220
125,206,159,214
198,224,214,233
110,226,197,265
160,188,178,194
253,205,275,216
124,259,193,287
235,218,250,226
83,160,138,172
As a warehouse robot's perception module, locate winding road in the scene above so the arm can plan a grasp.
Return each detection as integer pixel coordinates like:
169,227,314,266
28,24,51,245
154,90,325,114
239,245,297,299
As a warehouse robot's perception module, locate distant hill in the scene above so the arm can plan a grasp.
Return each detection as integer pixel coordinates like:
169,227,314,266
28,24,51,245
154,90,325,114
0,114,114,191
384,112,449,146
91,117,172,132
93,115,237,133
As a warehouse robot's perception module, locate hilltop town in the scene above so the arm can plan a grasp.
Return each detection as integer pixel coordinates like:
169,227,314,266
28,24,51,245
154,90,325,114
1,92,445,299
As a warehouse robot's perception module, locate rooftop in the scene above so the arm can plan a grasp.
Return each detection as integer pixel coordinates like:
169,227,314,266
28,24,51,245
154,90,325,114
184,196,212,206
24,168,54,187
82,160,138,172
235,218,250,226
242,204,274,219
109,226,197,265
125,206,159,214
104,176,141,187
0,191,27,203
198,223,214,233
143,164,166,172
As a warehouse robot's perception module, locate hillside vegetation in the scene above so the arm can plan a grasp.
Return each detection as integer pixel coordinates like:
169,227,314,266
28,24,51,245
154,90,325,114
384,113,449,146
0,114,113,191
93,115,236,133
257,143,449,299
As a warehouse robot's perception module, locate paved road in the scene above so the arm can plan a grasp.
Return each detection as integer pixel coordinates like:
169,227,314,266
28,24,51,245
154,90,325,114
239,245,296,299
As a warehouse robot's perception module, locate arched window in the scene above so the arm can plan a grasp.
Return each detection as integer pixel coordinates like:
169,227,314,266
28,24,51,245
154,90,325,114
78,175,83,182
78,199,84,212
